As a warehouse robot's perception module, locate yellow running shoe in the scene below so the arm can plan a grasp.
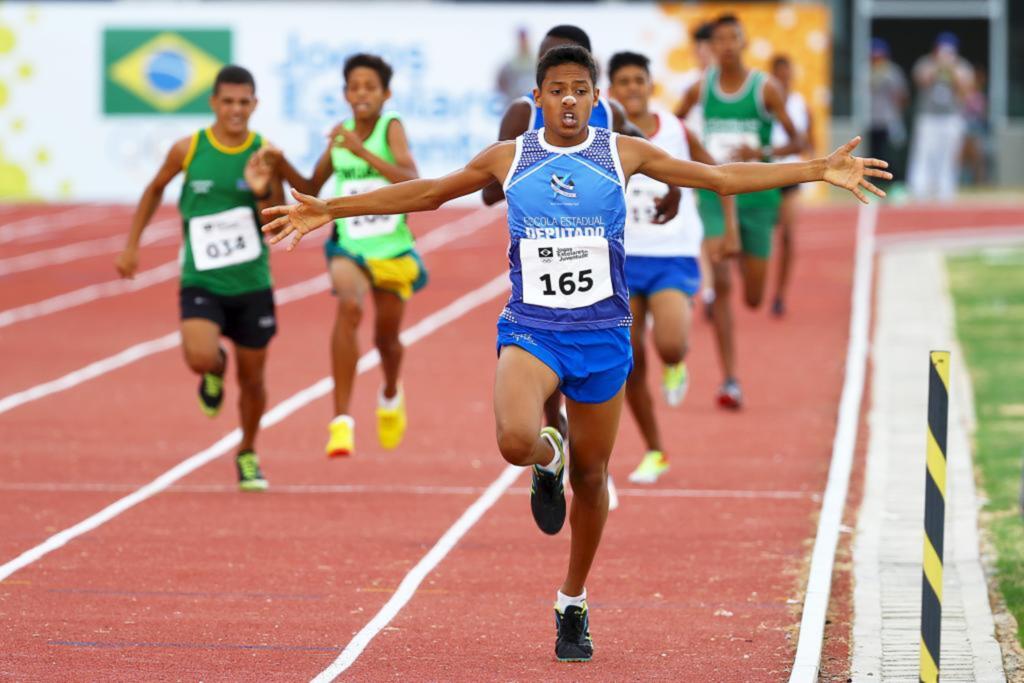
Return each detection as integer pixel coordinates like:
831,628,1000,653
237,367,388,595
627,450,669,484
662,362,689,407
376,387,407,450
326,415,355,458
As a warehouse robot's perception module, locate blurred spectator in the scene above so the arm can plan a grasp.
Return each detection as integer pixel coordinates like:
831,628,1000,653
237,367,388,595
496,28,535,105
907,32,974,201
868,38,907,188
961,64,990,185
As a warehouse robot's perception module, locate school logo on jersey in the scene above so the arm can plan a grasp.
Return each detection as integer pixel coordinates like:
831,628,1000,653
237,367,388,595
104,29,231,114
550,173,577,199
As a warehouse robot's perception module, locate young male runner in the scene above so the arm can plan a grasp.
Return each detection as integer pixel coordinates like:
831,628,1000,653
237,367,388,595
676,13,805,409
768,54,814,317
607,50,737,484
271,54,423,457
261,46,887,661
115,65,281,491
481,24,680,437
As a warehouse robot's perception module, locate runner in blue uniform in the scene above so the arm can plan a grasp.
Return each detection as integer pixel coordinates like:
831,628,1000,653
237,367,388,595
481,24,679,439
261,46,889,663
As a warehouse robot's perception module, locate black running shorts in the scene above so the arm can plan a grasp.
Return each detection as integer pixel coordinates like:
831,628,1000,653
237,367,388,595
179,286,277,349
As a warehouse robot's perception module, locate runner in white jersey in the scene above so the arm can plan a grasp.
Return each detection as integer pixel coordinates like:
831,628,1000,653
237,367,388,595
768,54,814,317
608,51,736,484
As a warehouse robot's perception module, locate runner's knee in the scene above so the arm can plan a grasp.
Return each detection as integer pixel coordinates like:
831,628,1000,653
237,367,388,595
335,295,363,327
495,424,538,467
183,347,221,375
656,338,687,365
568,462,607,502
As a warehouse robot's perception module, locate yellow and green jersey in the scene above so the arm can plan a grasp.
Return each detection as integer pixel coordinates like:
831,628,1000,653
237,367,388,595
330,112,415,260
700,67,780,210
178,128,271,295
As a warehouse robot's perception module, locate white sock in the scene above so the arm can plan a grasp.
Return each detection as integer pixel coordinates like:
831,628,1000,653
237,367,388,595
538,432,562,473
378,385,402,410
330,414,354,427
556,588,587,612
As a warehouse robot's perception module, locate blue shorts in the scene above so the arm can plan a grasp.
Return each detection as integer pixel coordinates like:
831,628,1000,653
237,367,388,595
624,255,700,297
496,319,632,404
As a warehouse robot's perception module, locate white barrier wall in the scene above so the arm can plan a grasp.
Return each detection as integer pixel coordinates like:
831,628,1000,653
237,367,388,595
0,2,830,203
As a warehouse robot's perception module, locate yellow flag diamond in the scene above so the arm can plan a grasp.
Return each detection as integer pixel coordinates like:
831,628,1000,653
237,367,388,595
109,32,223,112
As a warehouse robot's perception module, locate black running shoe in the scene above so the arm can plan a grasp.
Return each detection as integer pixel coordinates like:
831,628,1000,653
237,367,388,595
198,347,227,418
236,449,268,492
555,604,593,662
531,427,566,535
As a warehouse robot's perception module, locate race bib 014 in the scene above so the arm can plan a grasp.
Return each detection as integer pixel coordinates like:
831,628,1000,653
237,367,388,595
520,236,613,309
188,206,261,272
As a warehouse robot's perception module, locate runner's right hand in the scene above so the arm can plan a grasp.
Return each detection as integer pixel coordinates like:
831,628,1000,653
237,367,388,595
115,247,139,279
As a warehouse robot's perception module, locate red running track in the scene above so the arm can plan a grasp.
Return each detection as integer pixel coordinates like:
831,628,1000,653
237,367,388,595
5,202,1005,680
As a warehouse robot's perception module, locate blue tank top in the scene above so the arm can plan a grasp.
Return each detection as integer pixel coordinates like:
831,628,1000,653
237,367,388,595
500,127,631,331
520,93,614,130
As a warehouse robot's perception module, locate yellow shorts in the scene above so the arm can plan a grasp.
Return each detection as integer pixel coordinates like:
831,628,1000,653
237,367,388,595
326,245,428,301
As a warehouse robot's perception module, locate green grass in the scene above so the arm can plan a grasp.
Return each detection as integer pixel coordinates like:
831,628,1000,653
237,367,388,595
947,246,1024,646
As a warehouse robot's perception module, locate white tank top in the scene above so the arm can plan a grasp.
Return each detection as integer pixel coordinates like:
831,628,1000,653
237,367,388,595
624,110,703,257
771,91,809,163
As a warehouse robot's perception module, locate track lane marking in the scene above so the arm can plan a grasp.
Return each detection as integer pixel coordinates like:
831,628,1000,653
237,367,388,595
0,208,499,412
0,269,510,583
788,203,878,682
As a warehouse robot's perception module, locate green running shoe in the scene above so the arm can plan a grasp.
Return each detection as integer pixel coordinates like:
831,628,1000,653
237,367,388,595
236,450,268,492
198,347,227,418
627,450,670,484
662,362,689,407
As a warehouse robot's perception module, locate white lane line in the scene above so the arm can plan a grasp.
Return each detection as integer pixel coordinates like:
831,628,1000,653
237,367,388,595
788,202,878,682
0,208,498,414
0,219,178,277
0,207,497,330
0,482,818,500
0,270,510,583
875,224,1024,251
0,205,113,244
0,333,180,415
0,260,179,329
311,465,523,682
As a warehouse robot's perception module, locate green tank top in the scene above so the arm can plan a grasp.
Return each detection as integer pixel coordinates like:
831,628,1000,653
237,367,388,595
330,111,414,259
701,67,780,209
178,128,271,295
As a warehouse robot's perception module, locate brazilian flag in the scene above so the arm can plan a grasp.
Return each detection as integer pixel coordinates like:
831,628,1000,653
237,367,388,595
103,29,232,114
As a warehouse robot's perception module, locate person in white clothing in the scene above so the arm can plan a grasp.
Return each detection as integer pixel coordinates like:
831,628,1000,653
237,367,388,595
908,32,973,201
609,51,737,484
769,54,814,317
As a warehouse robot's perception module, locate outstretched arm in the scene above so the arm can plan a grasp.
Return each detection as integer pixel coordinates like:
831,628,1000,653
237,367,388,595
618,135,891,204
263,142,514,250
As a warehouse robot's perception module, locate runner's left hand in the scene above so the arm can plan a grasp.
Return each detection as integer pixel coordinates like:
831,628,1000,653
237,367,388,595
731,145,762,162
261,188,332,251
245,144,278,197
330,125,366,157
823,137,892,204
652,186,681,224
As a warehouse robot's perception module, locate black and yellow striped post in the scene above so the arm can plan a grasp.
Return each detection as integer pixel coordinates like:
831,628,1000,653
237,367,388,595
920,350,950,683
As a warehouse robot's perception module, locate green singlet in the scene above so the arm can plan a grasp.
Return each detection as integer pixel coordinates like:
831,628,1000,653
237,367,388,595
329,111,415,260
178,128,271,295
697,67,781,258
